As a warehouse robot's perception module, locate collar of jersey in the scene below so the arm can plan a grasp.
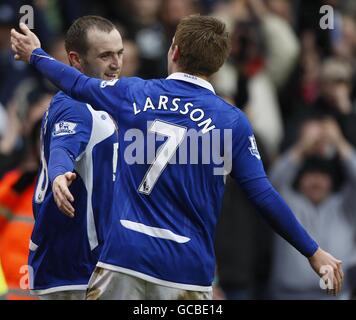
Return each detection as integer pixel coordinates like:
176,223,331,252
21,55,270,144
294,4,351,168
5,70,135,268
166,72,215,94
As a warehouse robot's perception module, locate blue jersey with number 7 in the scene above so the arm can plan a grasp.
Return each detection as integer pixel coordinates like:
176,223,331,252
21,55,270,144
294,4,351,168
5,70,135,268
30,49,319,292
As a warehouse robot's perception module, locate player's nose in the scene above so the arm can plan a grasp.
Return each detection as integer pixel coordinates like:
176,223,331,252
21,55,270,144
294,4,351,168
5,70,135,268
109,55,120,70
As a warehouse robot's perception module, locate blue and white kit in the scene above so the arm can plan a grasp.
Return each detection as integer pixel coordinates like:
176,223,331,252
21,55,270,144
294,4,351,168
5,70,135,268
30,91,118,295
30,49,319,292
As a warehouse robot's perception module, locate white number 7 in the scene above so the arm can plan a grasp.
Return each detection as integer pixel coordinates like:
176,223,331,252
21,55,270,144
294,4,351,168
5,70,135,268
138,120,187,195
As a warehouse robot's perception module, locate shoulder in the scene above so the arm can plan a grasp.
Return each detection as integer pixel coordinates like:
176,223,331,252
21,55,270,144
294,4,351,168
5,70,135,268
50,92,90,119
51,91,87,110
48,94,93,138
211,95,247,127
111,77,145,88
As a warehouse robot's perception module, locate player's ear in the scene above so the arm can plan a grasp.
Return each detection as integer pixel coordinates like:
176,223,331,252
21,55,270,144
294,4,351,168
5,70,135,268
171,45,180,63
67,51,82,69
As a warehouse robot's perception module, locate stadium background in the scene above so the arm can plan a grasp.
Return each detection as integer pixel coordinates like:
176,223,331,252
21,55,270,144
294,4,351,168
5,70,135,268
0,0,356,300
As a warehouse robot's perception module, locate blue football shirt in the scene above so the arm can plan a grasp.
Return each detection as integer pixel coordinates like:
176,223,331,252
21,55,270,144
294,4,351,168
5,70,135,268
30,92,118,294
30,49,319,292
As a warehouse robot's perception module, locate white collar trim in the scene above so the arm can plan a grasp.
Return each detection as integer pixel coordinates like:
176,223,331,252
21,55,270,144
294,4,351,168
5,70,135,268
166,72,215,94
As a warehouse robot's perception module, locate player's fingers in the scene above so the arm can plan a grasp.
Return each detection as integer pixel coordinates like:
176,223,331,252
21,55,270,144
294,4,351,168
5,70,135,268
53,186,65,206
56,188,75,214
10,38,20,51
58,182,75,203
57,197,75,218
336,265,344,294
69,172,77,181
53,186,74,217
329,264,341,296
339,268,344,283
65,172,77,184
53,189,61,207
10,28,20,38
53,189,71,216
333,274,339,296
19,22,31,36
57,188,75,214
11,29,27,42
10,34,18,44
324,274,332,295
59,204,74,218
61,202,75,217
337,261,344,281
11,42,18,52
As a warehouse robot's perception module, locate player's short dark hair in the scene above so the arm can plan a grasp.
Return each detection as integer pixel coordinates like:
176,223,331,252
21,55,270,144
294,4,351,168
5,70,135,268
65,15,116,55
173,15,231,77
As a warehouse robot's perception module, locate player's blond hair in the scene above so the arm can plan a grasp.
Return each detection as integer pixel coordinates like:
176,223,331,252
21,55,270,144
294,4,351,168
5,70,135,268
173,15,231,77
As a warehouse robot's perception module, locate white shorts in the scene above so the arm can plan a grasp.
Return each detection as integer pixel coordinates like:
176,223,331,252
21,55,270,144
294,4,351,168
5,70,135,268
86,267,212,300
39,290,86,300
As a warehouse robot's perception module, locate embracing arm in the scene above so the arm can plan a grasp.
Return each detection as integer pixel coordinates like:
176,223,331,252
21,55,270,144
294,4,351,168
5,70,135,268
48,147,77,218
30,48,121,115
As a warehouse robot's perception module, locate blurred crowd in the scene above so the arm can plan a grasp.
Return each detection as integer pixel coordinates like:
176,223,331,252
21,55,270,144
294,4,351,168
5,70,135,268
0,0,356,300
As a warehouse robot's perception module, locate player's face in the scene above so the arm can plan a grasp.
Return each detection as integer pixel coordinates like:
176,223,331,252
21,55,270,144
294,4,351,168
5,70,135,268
82,28,124,80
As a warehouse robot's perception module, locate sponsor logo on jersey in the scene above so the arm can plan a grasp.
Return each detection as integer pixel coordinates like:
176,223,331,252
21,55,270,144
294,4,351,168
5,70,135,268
248,135,261,160
53,121,77,136
100,79,119,88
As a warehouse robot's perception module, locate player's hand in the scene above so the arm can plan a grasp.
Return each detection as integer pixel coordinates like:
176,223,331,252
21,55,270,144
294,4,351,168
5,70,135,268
10,23,41,63
52,172,76,218
308,247,344,296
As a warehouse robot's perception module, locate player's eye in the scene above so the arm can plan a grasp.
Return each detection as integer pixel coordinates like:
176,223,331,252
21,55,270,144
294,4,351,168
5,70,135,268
100,54,110,60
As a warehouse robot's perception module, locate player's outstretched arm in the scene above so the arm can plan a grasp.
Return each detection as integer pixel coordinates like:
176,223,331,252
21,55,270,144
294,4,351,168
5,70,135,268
52,172,76,218
231,111,344,296
10,23,120,117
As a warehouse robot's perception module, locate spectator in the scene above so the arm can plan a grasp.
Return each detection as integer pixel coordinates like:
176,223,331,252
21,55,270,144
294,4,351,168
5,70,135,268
282,57,356,150
0,115,43,300
213,0,300,158
268,118,356,299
